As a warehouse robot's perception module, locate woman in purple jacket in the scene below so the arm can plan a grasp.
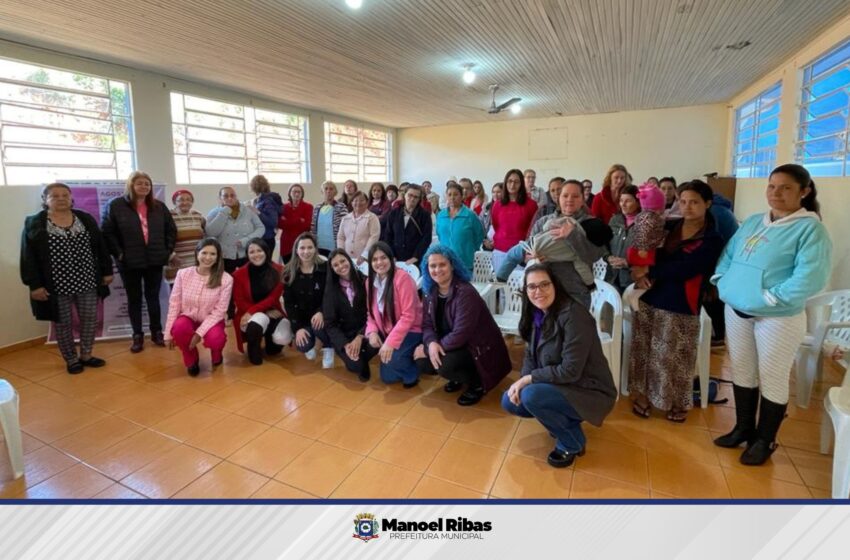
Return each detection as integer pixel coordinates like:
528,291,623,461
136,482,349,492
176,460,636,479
415,244,512,406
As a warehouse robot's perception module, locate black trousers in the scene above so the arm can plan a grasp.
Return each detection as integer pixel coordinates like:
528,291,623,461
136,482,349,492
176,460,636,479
704,295,726,340
121,266,164,335
243,318,284,364
417,347,481,388
336,340,380,378
224,257,248,319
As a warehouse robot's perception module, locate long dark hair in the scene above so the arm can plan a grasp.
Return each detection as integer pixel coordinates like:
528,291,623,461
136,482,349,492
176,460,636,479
245,238,279,294
194,238,225,289
326,248,365,303
517,263,572,343
370,182,387,203
283,232,323,285
367,241,397,325
770,163,821,216
501,168,528,205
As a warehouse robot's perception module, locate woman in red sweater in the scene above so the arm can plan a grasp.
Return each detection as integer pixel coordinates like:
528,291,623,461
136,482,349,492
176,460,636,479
278,184,313,264
590,164,630,225
490,168,538,271
232,238,289,365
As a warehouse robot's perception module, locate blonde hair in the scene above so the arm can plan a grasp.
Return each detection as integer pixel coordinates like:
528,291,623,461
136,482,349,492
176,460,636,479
250,174,271,195
283,232,323,285
321,180,338,195
602,164,629,192
125,171,155,208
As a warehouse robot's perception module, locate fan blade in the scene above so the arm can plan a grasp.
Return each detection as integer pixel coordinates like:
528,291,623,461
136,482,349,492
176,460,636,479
495,97,521,112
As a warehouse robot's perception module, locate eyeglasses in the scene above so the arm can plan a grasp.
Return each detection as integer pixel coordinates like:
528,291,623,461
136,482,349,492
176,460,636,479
525,280,553,293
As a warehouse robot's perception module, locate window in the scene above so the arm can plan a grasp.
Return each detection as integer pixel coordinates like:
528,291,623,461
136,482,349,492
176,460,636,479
324,122,391,182
797,38,850,176
171,92,309,184
732,82,781,178
0,57,134,186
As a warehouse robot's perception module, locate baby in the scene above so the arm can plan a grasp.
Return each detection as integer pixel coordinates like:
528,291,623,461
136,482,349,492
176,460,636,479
625,183,667,309
521,215,595,287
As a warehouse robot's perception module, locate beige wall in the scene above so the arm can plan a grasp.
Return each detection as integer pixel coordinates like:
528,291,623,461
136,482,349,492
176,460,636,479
398,104,729,197
0,40,396,349
725,14,850,292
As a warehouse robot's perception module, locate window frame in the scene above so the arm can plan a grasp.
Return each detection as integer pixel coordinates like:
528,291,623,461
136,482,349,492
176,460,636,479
731,81,782,179
324,121,392,183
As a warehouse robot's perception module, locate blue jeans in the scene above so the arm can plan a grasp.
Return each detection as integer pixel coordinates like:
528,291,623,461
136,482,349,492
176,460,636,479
496,244,525,281
293,325,331,353
378,331,423,385
501,383,586,453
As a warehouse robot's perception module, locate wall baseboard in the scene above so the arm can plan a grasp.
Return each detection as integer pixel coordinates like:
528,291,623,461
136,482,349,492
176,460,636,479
0,336,47,356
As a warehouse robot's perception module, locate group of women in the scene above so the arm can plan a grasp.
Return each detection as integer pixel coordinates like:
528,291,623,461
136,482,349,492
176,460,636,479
20,161,833,470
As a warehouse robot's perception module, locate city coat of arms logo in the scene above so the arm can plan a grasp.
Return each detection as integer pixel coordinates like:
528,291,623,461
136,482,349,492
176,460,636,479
353,513,380,542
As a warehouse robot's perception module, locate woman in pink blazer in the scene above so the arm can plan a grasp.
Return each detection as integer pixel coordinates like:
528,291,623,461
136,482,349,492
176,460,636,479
364,241,423,388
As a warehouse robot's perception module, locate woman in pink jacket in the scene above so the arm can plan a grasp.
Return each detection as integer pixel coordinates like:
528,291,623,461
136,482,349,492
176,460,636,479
164,238,234,376
364,241,423,388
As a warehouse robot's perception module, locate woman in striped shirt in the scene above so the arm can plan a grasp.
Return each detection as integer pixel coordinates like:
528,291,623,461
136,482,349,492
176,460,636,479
165,189,206,283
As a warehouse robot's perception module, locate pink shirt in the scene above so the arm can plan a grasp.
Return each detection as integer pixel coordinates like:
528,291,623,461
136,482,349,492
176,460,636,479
136,201,149,244
491,199,539,252
164,267,234,339
365,268,423,349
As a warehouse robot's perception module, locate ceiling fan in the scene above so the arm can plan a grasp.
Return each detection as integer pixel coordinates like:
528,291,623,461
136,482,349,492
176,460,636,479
487,84,521,114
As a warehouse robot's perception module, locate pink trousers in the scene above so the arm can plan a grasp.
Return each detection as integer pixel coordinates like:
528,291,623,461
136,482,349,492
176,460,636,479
170,315,226,367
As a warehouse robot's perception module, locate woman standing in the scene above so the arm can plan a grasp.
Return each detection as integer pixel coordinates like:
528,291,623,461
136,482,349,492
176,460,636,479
165,189,205,283
278,184,313,265
323,249,378,381
340,179,360,211
386,184,401,210
416,245,511,405
164,238,233,376
21,183,114,374
605,185,641,293
436,183,485,272
337,191,381,266
490,169,538,271
470,181,487,216
102,171,177,353
311,181,348,257
364,242,423,388
284,233,333,367
232,239,289,365
712,164,831,465
368,182,392,220
479,182,503,250
591,164,629,225
502,264,616,467
629,181,724,423
249,174,283,254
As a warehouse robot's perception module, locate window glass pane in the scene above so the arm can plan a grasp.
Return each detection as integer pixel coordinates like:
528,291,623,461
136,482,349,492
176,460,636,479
732,82,781,178
810,40,850,80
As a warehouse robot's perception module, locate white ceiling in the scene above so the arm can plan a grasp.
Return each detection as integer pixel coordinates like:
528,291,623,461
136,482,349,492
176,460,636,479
1,0,849,128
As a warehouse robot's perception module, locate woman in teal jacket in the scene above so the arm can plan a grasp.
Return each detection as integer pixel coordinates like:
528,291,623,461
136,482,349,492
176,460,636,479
436,183,485,271
712,163,832,466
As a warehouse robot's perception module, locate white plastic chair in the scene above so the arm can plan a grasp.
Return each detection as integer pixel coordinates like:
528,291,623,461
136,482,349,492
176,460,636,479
590,279,622,395
619,285,711,408
592,259,607,280
395,261,422,288
471,251,502,312
0,379,24,479
492,269,525,336
820,385,850,499
796,290,850,408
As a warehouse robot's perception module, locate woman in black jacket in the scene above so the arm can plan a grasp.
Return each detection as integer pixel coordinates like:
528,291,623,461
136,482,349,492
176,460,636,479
20,183,114,374
101,171,177,353
283,232,332,367
322,249,378,382
502,263,617,468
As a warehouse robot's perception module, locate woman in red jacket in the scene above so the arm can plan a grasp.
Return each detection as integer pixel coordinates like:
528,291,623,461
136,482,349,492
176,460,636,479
490,168,538,272
232,238,290,365
278,184,313,264
590,164,630,225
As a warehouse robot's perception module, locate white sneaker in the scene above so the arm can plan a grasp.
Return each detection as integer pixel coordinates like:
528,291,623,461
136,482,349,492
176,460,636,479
322,348,335,369
305,348,317,361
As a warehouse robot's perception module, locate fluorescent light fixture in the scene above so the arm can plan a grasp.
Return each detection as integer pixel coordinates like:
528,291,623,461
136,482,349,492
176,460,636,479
462,69,476,84
510,103,522,115
345,0,362,9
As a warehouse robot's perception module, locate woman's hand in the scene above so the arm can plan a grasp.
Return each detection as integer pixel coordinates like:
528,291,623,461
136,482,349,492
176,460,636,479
607,256,628,269
295,328,310,347
548,219,575,240
188,333,201,350
635,276,653,290
507,375,533,406
367,332,382,349
239,314,251,330
345,335,363,361
267,310,283,319
482,239,494,250
428,341,445,370
30,287,49,301
379,343,394,364
311,312,324,330
102,275,114,285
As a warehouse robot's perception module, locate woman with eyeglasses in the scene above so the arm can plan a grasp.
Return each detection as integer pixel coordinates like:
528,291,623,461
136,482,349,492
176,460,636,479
490,169,538,271
502,263,616,468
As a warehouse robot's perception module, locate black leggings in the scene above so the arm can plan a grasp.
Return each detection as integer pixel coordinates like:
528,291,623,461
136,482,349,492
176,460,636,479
416,347,481,388
336,341,380,378
121,266,164,335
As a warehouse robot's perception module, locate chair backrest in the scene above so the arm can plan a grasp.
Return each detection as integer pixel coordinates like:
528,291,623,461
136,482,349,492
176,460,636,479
396,261,420,282
472,251,494,283
590,279,623,336
807,289,850,348
505,269,526,315
593,259,607,280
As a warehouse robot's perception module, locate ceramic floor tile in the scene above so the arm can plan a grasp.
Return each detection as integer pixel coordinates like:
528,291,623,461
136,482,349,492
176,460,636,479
778,418,824,454
647,449,731,498
229,428,314,477
318,412,394,455
274,374,334,401
150,403,232,442
712,435,805,485
0,446,78,497
331,458,421,498
121,445,220,498
450,409,520,450
85,429,180,480
40,371,137,402
508,419,554,463
426,438,505,494
53,416,144,462
723,468,812,499
202,381,273,412
785,447,834,491
184,415,268,458
173,461,268,499
251,480,317,499
408,476,487,499
234,390,305,425
398,398,466,436
491,453,572,498
369,425,447,472
312,381,374,410
275,401,348,439
575,437,650,488
24,463,114,499
19,396,109,443
274,441,364,498
93,483,147,499
116,392,195,427
353,389,421,422
569,471,651,499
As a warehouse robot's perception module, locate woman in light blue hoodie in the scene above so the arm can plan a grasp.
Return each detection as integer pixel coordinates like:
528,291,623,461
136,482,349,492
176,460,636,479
712,164,832,466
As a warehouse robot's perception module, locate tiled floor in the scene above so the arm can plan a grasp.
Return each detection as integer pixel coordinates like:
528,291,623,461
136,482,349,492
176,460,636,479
0,335,843,499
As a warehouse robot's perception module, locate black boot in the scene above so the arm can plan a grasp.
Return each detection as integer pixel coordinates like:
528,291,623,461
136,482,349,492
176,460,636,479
714,385,759,448
740,395,787,466
244,323,264,366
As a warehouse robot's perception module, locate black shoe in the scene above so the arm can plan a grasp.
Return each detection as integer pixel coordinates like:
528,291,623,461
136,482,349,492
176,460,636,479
740,395,787,466
187,363,200,376
547,446,586,468
80,356,106,368
457,387,484,406
443,380,463,393
710,337,726,349
245,324,264,365
403,379,420,389
740,438,778,465
66,361,84,374
358,368,371,382
714,385,759,448
130,334,144,353
151,331,165,347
